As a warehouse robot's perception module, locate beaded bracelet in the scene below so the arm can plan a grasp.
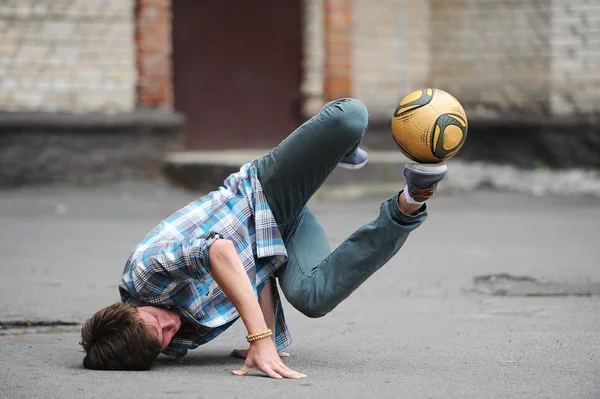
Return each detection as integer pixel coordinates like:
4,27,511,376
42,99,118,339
246,329,273,343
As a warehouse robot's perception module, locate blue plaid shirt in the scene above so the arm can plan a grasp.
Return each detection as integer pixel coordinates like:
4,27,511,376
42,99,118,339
119,162,291,361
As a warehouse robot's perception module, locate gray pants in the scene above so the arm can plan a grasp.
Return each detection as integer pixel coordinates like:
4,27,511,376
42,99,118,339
253,98,427,318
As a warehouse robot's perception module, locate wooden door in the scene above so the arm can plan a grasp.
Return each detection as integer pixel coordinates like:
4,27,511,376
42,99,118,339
172,0,303,149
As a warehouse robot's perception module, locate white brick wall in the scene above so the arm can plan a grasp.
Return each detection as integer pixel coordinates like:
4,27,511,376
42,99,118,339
338,0,600,118
352,0,435,119
302,0,325,117
352,0,404,119
429,0,555,116
551,0,600,115
0,0,136,113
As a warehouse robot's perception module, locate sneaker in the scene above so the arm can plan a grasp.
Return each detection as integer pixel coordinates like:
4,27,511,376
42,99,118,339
339,148,368,170
403,161,448,204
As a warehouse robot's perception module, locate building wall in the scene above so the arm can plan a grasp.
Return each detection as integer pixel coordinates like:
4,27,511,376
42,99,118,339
135,0,173,109
551,0,600,116
302,0,326,117
352,0,401,119
0,0,136,113
346,0,600,120
428,0,552,117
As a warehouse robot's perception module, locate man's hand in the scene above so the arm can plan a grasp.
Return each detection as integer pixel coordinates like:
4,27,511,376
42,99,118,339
230,348,289,359
208,239,305,380
231,338,305,379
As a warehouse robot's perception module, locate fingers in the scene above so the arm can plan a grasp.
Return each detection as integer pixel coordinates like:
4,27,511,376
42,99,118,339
232,363,252,376
233,366,283,379
232,362,284,379
232,356,306,380
274,364,306,379
232,363,305,379
278,351,290,357
273,359,306,379
261,367,283,379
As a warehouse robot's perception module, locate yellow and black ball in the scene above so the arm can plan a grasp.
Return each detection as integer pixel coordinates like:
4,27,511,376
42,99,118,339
391,88,468,163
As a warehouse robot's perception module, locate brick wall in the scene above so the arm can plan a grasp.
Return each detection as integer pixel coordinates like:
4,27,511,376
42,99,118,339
429,0,552,116
340,0,600,119
0,0,136,113
135,0,172,109
324,0,353,101
352,0,437,119
352,0,401,119
428,0,600,117
302,0,325,116
346,0,437,119
551,0,600,116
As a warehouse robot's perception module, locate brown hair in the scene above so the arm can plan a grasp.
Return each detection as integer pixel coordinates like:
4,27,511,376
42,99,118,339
80,303,161,370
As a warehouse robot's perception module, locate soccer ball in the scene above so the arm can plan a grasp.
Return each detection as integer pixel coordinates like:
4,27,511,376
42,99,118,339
391,88,468,163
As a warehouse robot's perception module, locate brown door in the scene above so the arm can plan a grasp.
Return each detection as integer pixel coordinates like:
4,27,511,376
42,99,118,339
172,0,303,150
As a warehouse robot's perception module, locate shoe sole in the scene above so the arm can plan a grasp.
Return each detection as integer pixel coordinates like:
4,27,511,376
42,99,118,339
338,161,368,170
404,161,448,174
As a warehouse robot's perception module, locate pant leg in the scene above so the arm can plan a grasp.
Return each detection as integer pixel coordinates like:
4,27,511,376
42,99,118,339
278,193,427,318
276,207,331,311
253,98,369,237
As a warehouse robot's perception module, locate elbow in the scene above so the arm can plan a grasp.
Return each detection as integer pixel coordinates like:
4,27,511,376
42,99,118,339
208,238,236,262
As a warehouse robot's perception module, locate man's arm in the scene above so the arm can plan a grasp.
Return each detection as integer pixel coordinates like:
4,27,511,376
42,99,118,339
208,239,304,379
230,278,289,359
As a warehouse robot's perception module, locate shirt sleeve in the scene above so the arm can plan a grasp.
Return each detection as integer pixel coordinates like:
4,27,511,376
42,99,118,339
128,232,222,304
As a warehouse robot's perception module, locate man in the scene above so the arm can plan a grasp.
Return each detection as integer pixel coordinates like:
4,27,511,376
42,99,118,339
80,98,448,379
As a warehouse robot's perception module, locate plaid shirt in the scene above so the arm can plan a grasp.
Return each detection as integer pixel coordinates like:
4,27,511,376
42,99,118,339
119,162,290,361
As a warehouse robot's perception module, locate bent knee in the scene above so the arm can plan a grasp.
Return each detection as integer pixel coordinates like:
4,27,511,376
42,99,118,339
288,295,330,319
301,307,329,319
336,98,369,137
323,98,369,144
297,303,329,319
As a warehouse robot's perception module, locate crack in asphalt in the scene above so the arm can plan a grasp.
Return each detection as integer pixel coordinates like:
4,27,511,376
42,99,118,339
0,321,79,329
473,273,600,297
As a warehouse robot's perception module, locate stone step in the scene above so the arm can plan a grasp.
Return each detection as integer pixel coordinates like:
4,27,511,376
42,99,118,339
163,149,409,191
163,149,600,199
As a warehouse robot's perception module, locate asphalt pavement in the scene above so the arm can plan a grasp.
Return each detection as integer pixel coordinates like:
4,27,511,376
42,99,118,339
0,182,599,399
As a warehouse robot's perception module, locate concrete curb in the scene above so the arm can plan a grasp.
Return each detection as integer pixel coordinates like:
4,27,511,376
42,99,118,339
0,110,185,133
0,112,186,187
365,114,600,169
164,150,600,199
446,160,600,198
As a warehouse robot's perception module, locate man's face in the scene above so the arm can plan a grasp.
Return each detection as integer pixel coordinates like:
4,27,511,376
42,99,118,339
137,306,182,351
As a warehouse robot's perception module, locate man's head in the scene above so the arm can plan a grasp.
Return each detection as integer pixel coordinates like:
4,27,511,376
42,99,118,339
80,303,181,370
